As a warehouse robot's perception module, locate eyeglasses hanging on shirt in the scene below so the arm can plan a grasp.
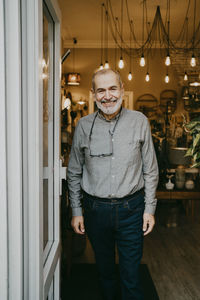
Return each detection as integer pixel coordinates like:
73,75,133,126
89,110,121,157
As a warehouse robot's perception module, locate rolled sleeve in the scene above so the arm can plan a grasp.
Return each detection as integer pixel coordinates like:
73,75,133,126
142,117,159,215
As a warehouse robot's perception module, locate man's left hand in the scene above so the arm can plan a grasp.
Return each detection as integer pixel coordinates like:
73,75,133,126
143,213,155,236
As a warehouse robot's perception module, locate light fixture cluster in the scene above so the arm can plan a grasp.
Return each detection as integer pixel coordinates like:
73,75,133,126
97,1,200,86
98,57,173,83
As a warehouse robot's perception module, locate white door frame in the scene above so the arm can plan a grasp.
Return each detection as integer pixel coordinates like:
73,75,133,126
21,0,62,299
3,0,23,299
0,1,8,299
1,0,62,299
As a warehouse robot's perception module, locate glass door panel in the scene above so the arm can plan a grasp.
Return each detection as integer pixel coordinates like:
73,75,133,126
43,3,54,257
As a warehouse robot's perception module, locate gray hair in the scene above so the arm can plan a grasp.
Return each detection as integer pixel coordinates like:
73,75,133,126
92,68,123,91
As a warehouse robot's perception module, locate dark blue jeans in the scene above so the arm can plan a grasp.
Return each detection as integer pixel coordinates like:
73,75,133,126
83,190,145,300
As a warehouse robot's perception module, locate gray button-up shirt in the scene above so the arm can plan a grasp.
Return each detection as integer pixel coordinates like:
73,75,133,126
67,108,159,216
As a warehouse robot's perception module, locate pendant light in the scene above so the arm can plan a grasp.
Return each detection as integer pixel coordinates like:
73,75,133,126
165,53,171,66
145,50,150,82
99,4,104,70
191,0,197,67
104,61,110,69
184,18,189,80
118,0,124,69
67,38,80,86
128,20,133,80
145,72,150,82
140,0,145,67
104,7,110,69
118,57,124,69
128,72,132,81
165,73,170,83
190,54,196,67
140,54,145,67
99,64,104,70
165,14,171,66
184,72,188,81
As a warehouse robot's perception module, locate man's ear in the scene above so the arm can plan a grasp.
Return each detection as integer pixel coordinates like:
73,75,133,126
91,88,96,101
121,83,124,96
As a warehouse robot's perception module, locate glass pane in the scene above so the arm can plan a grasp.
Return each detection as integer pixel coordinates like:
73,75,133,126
43,4,54,253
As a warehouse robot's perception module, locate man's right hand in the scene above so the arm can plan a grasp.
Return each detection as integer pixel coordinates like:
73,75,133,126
71,216,85,235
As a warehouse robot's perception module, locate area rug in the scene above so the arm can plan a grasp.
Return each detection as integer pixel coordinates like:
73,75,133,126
61,263,159,300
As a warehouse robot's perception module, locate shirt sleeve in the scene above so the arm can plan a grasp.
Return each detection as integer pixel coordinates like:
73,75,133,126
67,121,84,216
141,117,159,215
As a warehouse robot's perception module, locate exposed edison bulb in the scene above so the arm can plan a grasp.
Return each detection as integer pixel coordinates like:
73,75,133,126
165,54,171,66
184,72,188,81
104,61,109,69
140,54,145,67
118,57,124,69
99,63,104,70
128,72,132,81
190,54,196,67
145,72,150,82
165,74,169,83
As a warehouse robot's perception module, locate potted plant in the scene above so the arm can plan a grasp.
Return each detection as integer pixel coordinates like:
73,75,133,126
183,117,200,168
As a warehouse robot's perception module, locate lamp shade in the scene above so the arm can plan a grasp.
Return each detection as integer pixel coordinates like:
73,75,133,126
66,73,80,85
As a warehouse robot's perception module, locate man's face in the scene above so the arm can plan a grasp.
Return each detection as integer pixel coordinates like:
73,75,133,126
93,72,124,115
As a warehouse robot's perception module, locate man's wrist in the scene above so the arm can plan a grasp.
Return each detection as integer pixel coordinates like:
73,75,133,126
72,207,83,217
144,206,156,216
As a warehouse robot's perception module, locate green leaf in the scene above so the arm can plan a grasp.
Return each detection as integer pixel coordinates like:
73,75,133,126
196,152,200,162
191,162,200,168
185,121,200,130
185,147,193,157
192,147,200,156
193,133,200,148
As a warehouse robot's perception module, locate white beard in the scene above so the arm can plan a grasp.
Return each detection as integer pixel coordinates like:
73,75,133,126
95,97,123,115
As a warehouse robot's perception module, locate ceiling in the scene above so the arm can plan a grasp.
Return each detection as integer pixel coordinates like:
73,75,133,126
58,0,200,84
58,0,200,48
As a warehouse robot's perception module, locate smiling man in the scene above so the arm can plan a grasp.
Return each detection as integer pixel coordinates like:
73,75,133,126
67,68,159,300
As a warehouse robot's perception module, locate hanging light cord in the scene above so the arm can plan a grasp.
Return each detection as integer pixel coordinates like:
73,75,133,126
121,0,123,55
102,0,200,61
129,20,132,71
167,0,170,52
101,4,104,65
192,0,196,50
142,0,145,51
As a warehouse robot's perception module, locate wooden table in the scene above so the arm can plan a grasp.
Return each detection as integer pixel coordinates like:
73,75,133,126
156,189,200,218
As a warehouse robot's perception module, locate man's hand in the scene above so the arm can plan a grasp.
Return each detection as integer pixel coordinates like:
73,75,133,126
143,213,155,236
71,216,85,235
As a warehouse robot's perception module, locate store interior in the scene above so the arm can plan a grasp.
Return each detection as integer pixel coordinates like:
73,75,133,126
57,1,200,299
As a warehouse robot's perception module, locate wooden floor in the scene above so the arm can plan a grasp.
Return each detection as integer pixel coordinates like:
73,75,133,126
72,201,200,300
143,217,200,299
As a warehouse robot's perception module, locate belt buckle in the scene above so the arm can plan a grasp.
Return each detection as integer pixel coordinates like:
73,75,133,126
111,199,118,203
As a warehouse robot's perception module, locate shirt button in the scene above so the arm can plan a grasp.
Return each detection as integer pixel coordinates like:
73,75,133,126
112,156,115,160
112,138,114,142
112,175,115,178
111,193,115,196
